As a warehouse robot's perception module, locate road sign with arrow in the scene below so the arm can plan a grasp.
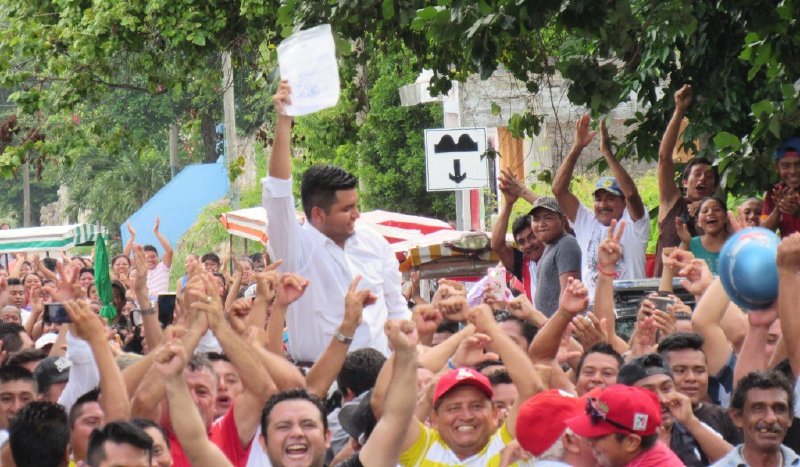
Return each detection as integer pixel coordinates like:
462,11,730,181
424,128,488,191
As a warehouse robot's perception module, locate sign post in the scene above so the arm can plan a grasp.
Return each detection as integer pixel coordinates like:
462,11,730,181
424,128,488,192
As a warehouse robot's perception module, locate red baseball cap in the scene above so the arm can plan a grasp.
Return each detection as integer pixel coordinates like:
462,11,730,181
565,385,661,438
516,390,584,456
433,367,493,406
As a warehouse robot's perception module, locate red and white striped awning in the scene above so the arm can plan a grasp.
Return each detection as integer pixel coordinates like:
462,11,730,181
219,207,452,246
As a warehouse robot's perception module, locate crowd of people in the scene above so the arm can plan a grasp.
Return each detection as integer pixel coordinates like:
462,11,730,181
0,81,796,467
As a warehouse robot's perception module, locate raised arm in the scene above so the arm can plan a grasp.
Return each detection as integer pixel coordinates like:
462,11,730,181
553,114,596,222
269,80,293,180
123,223,136,258
358,320,418,467
192,273,276,446
529,278,589,362
599,120,645,221
64,300,130,422
594,220,630,354
777,234,800,376
306,276,372,398
152,217,173,268
492,171,522,272
733,310,778,385
156,341,233,467
658,85,692,218
133,245,163,349
690,272,734,375
469,304,543,436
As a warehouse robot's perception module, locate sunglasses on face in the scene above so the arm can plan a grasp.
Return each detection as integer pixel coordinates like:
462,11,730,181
586,398,634,434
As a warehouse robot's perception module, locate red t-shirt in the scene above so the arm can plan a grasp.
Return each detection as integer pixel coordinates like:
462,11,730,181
627,441,685,467
763,183,800,237
167,402,253,467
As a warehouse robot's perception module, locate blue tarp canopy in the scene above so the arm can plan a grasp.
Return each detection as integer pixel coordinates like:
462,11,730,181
121,163,228,254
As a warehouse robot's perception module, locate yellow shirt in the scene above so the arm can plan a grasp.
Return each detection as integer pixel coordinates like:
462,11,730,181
399,421,518,467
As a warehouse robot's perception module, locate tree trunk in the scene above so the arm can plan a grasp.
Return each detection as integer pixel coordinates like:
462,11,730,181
169,123,179,177
22,159,31,226
199,112,217,164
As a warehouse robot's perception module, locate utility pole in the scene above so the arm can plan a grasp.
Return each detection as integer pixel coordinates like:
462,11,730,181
222,51,238,208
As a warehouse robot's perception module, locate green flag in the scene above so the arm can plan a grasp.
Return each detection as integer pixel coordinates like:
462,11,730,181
94,234,117,323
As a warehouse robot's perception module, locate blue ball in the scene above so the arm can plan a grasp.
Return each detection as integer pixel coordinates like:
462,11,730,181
718,227,780,310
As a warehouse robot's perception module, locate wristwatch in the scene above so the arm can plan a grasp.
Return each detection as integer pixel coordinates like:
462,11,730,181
334,329,353,345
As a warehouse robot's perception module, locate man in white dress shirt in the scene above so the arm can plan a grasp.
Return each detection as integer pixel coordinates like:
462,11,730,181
262,80,410,363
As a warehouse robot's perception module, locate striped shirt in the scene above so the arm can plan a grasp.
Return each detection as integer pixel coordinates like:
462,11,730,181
146,261,170,304
400,422,519,467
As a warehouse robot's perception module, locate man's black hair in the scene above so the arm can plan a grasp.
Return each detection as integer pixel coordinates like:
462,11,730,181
6,348,47,368
475,360,505,373
86,421,154,467
0,364,36,388
300,164,358,219
130,418,171,450
250,252,264,263
9,401,69,467
142,245,158,254
201,252,221,264
69,389,100,428
511,214,532,238
261,388,328,437
576,343,624,376
657,332,705,355
205,352,230,363
337,348,386,398
488,369,513,386
0,322,26,354
7,277,21,287
731,370,794,418
79,267,94,278
435,319,460,335
681,158,718,186
42,257,58,272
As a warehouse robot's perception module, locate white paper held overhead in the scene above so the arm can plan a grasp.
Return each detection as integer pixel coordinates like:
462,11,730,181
277,24,340,116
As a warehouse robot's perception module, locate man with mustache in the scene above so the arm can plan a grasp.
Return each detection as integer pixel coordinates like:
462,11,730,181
553,114,649,299
712,370,799,466
655,84,719,276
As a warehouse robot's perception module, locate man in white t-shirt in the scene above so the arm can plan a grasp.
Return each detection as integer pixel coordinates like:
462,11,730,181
553,115,650,298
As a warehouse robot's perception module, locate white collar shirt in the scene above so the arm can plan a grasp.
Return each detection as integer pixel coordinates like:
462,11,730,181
262,176,410,362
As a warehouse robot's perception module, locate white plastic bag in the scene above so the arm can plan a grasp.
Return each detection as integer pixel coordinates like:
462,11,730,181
277,24,340,116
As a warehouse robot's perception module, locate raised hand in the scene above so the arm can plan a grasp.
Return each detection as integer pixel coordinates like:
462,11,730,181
678,259,713,296
573,114,597,149
507,294,537,322
675,217,692,246
467,304,497,334
674,84,693,111
154,341,188,378
571,312,608,348
127,222,137,238
385,320,418,353
273,80,293,117
558,277,590,315
274,273,309,308
598,219,626,270
599,118,613,154
412,304,442,339
43,263,83,302
152,217,161,234
663,391,695,425
64,300,106,343
777,233,800,271
436,296,470,323
343,276,376,333
451,333,499,368
498,168,526,205
133,245,148,290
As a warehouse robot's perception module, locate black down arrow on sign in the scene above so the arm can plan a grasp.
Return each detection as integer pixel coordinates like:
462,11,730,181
449,159,467,183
